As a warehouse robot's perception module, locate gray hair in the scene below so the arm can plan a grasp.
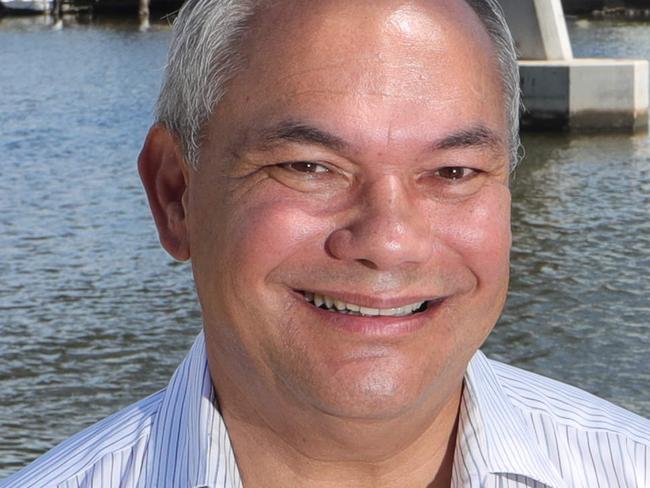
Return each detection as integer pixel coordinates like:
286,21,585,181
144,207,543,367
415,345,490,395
465,0,522,170
155,0,522,171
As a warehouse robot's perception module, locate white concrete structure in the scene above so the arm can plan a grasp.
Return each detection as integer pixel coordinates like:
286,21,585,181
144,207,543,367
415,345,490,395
499,0,573,60
498,0,649,131
520,59,649,130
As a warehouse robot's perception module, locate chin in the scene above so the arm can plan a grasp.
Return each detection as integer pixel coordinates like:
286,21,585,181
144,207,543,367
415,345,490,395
289,354,446,420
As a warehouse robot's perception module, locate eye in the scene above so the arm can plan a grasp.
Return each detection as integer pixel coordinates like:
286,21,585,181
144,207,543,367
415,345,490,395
435,167,477,181
279,161,330,174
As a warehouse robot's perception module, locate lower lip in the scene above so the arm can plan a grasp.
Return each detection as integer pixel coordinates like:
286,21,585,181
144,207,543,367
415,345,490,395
294,293,445,338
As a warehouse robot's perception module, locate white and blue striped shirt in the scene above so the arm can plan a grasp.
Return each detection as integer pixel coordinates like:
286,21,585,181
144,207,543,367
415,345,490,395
2,332,649,488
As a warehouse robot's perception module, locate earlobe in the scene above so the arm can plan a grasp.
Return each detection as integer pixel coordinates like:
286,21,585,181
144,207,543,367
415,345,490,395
138,124,191,261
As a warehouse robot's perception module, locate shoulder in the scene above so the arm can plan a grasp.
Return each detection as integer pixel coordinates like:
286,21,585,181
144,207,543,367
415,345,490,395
489,358,650,443
489,358,650,486
0,390,165,488
466,354,650,486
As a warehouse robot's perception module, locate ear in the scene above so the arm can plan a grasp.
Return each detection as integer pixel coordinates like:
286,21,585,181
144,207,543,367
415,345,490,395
138,125,191,261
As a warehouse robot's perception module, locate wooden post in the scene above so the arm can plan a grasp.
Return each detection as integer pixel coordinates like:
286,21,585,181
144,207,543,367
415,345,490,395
138,0,150,31
52,0,63,30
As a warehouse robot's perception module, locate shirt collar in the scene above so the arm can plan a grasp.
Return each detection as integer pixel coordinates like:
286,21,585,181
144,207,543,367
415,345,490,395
142,332,242,488
460,350,567,488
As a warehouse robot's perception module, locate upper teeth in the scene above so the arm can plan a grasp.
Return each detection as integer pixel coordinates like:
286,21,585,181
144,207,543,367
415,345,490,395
304,292,425,317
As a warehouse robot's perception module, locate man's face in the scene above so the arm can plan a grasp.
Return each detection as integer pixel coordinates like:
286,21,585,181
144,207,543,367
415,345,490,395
188,0,511,419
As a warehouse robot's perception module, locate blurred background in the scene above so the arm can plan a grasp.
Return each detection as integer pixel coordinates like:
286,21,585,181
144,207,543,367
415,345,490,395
1,3,649,478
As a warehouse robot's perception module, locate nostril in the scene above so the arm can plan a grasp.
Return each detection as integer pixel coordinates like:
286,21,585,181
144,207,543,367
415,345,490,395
356,258,378,270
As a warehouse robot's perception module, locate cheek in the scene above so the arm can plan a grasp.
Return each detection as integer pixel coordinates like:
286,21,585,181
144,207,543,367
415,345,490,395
433,186,511,355
193,194,333,356
221,198,331,283
440,186,511,284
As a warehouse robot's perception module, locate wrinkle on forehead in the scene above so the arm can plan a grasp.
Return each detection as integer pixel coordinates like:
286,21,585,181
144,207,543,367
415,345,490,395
271,88,465,109
265,57,476,111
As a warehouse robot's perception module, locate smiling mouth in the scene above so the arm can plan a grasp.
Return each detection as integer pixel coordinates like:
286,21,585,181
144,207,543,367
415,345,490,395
300,291,434,317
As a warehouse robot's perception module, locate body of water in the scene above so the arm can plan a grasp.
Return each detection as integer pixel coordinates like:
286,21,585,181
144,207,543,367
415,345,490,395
0,14,648,477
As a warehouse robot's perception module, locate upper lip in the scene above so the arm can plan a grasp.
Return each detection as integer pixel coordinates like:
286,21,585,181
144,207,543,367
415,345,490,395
294,289,445,309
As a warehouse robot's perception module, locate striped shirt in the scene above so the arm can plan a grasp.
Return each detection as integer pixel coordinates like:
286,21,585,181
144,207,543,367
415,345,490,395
2,332,649,488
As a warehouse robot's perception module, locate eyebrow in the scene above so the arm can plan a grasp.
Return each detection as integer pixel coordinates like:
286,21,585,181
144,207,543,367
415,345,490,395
430,125,504,152
251,120,349,152
245,120,503,154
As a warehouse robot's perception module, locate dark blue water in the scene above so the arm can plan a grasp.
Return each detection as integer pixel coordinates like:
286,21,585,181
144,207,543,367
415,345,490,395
0,14,648,477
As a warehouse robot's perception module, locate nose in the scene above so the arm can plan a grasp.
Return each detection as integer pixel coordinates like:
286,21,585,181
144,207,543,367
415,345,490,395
326,176,432,270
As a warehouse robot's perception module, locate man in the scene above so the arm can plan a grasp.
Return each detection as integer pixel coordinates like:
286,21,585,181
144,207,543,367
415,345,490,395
2,0,649,487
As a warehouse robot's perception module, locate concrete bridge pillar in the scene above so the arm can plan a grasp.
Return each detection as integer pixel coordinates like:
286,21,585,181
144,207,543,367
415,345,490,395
500,0,573,60
498,0,649,132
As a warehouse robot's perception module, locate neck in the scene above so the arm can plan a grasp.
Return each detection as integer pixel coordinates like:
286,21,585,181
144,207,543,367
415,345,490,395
215,370,463,488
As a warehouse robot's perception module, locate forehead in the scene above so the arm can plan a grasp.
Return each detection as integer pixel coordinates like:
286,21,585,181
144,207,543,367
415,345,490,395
208,0,506,154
